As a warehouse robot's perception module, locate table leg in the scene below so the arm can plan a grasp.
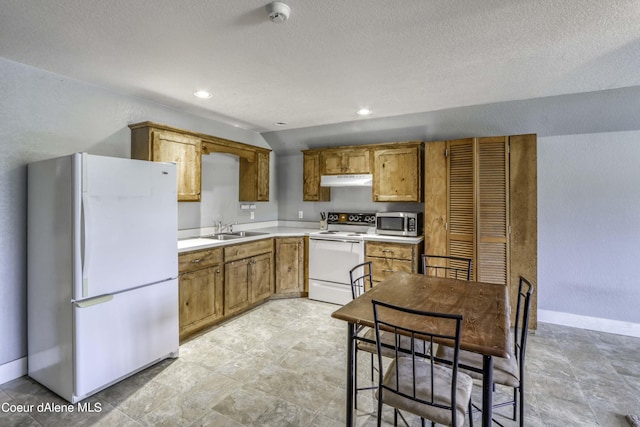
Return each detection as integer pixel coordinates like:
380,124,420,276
346,323,355,427
482,355,494,427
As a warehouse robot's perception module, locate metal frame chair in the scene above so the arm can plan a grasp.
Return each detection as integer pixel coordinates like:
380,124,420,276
421,254,472,281
349,262,377,408
436,276,535,426
372,300,473,427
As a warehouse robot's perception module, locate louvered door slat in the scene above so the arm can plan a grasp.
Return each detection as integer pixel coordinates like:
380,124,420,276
477,137,509,284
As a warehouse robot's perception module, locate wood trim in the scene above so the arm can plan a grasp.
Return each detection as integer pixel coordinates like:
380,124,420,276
302,140,422,153
130,121,271,157
509,134,538,328
424,141,447,256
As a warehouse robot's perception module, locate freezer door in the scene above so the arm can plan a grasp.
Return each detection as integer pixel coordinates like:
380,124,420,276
75,154,177,299
73,279,178,401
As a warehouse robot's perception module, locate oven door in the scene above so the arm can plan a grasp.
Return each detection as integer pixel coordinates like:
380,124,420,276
308,238,364,285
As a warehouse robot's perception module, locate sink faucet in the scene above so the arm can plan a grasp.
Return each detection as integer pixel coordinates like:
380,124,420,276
217,221,236,233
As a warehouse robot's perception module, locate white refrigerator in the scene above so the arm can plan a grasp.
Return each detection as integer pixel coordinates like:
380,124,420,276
27,153,179,403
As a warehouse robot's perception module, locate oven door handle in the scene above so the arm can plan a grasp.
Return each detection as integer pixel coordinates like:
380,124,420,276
309,238,360,244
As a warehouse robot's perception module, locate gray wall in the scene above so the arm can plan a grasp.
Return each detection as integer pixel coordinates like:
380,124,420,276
538,132,640,323
0,57,274,367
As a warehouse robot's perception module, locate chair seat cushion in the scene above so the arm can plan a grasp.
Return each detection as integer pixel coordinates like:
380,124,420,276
357,328,428,359
376,356,473,427
436,345,519,388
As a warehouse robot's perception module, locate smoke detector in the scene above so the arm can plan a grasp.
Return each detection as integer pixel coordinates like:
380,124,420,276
266,2,290,23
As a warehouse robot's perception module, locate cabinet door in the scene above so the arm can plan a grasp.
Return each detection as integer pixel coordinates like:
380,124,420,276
179,266,223,339
256,151,270,201
239,151,270,202
321,150,345,174
343,148,371,173
224,259,251,316
373,146,422,202
152,130,201,201
476,136,509,285
303,152,330,201
250,253,273,302
153,130,202,201
275,238,304,294
447,138,476,279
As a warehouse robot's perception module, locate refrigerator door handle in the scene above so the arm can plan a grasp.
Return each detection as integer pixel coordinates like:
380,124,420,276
74,294,113,308
81,193,90,298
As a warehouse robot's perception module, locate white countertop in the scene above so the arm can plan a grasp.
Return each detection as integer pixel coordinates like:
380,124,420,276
177,226,424,253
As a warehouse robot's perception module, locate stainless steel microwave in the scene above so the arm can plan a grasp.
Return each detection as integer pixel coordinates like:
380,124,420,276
375,212,423,237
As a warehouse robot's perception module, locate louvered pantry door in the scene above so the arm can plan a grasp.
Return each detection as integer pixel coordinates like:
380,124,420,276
446,138,476,279
477,137,509,285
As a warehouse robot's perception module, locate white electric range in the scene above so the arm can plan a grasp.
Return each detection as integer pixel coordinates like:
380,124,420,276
308,212,376,305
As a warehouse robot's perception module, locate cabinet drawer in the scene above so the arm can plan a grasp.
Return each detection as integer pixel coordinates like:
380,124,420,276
367,257,413,282
365,241,414,260
224,239,273,262
179,248,223,272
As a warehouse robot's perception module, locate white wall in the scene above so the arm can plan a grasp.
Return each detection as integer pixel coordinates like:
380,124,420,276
538,132,640,324
0,57,274,372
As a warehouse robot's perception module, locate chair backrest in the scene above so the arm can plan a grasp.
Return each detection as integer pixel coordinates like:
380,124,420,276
422,254,472,280
349,261,373,299
372,299,464,426
514,276,535,371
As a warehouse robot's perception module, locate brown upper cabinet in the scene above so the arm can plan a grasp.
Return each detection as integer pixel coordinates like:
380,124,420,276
130,126,202,201
372,141,423,202
302,151,331,201
238,150,270,201
321,148,371,175
129,122,271,202
302,141,424,202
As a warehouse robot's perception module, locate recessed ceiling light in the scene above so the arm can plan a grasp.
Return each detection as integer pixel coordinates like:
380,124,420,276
193,90,212,99
356,108,372,116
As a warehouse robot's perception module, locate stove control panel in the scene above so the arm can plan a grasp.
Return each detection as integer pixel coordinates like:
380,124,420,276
327,212,376,225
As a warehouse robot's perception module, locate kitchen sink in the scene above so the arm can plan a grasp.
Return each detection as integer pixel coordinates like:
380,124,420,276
202,231,269,240
202,234,242,240
227,231,269,237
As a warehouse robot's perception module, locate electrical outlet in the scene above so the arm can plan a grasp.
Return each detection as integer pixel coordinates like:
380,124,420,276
250,211,255,220
298,210,303,219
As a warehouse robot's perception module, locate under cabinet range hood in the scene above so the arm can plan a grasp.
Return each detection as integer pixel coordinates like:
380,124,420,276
320,174,373,187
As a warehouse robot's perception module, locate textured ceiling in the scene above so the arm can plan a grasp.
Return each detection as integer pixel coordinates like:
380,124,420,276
2,0,640,132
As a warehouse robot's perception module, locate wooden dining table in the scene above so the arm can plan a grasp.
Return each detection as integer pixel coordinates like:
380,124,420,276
331,271,510,427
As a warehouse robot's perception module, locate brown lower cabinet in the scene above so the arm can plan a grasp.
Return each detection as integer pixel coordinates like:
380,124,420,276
178,248,224,340
274,237,305,296
365,240,423,284
178,239,274,341
224,252,273,316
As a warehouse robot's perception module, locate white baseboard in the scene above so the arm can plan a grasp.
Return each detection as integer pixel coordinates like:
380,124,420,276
0,357,27,385
538,309,640,338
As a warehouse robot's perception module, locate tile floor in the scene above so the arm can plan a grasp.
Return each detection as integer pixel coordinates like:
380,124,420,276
1,298,639,426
